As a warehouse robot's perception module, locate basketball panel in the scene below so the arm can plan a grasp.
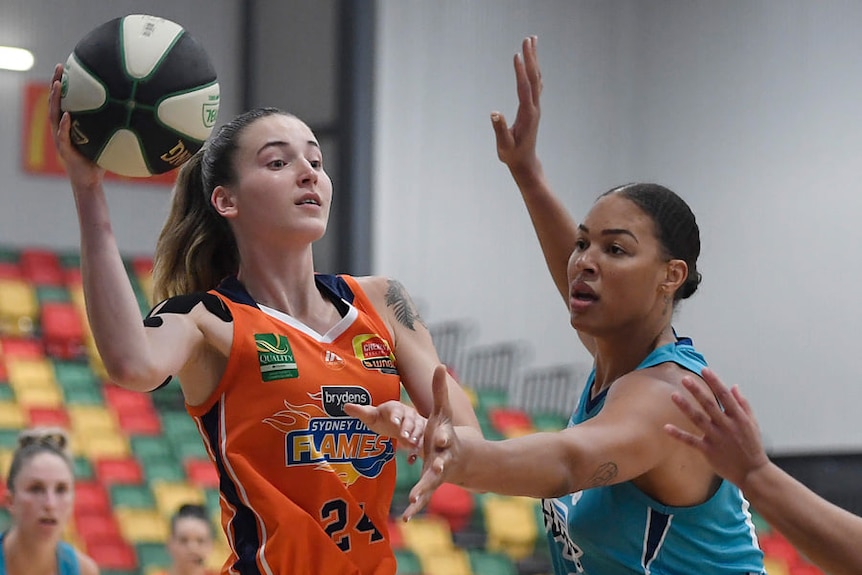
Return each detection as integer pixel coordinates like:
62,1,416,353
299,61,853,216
96,130,150,177
157,84,220,141
121,14,185,80
61,53,108,113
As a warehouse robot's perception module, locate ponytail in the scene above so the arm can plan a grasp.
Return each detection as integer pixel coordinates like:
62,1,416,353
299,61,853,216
151,149,238,302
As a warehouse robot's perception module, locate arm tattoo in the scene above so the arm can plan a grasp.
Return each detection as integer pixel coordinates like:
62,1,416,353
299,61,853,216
384,279,425,331
588,462,618,487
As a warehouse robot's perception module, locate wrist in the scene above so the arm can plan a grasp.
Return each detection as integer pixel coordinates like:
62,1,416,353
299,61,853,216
508,158,546,190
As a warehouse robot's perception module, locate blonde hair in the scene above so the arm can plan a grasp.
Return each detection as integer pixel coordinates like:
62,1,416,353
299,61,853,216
151,107,292,303
6,427,73,491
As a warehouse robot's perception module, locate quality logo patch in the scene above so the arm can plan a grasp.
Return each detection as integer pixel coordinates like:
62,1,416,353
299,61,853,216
352,334,397,375
255,333,298,381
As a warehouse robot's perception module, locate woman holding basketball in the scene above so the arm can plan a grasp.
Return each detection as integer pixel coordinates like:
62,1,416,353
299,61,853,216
352,37,766,574
48,60,480,574
1,428,100,575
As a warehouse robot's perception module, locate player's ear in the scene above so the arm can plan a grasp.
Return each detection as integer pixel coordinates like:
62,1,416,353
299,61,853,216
211,185,237,218
661,259,687,296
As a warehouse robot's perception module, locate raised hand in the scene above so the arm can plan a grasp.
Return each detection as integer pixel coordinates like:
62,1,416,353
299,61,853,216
402,364,461,521
49,63,104,190
492,35,543,179
664,367,770,489
342,399,425,455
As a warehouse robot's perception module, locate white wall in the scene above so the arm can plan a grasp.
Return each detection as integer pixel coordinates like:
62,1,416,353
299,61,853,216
375,0,862,453
0,0,242,255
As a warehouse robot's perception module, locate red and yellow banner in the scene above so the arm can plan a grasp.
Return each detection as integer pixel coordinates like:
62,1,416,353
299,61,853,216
21,82,178,186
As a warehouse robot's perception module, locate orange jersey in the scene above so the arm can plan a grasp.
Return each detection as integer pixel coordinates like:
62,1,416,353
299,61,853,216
187,275,400,575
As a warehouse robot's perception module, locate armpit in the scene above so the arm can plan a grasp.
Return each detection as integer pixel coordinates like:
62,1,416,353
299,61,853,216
143,293,233,327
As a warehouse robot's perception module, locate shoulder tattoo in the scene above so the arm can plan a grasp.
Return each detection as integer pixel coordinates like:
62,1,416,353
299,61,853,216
143,292,233,327
384,279,425,331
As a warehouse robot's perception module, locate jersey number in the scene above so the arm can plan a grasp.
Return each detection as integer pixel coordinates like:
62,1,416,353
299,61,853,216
321,498,384,551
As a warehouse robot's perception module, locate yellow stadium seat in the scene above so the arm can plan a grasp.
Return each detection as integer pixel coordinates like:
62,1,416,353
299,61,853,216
75,432,130,459
151,481,205,518
207,536,231,572
400,514,454,559
762,558,790,575
13,385,64,409
0,279,38,336
482,495,539,561
0,402,26,429
69,405,116,434
0,448,15,477
420,548,473,575
115,508,170,543
6,358,57,390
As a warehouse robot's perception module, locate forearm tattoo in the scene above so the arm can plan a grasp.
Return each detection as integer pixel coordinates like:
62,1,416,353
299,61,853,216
588,462,618,487
385,279,425,331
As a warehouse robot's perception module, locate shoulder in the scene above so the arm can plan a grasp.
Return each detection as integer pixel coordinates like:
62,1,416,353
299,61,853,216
74,550,100,575
145,292,232,324
608,362,701,405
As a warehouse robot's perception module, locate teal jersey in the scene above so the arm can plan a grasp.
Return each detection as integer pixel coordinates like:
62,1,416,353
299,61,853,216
543,338,766,574
0,531,81,575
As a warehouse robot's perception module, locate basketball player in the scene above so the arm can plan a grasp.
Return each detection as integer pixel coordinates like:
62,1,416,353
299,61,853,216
1,428,99,575
666,367,862,575
148,503,216,575
353,37,766,574
47,62,480,574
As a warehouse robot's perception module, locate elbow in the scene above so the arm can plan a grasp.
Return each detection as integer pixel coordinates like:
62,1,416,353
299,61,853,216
102,358,165,392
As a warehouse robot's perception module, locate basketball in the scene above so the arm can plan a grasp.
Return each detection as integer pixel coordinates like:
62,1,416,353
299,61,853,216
60,14,220,177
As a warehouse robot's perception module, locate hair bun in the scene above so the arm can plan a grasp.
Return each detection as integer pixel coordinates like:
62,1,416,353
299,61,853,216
18,427,69,453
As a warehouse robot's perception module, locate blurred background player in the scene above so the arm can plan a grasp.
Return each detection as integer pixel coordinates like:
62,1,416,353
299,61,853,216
1,427,99,575
147,503,216,575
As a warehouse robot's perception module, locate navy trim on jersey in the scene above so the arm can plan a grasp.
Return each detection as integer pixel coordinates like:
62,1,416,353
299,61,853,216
200,402,262,575
216,274,354,318
643,508,672,569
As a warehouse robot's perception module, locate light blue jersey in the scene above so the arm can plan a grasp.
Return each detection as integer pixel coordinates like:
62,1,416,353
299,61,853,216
0,531,81,575
543,338,766,574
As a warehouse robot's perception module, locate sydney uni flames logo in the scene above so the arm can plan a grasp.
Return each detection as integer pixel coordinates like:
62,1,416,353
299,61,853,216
263,386,394,486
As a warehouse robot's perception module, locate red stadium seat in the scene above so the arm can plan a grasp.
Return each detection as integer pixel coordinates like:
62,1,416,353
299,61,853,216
94,456,144,485
184,459,219,488
0,337,44,359
40,302,85,359
116,408,162,435
86,537,138,571
74,481,111,515
103,384,155,413
19,248,64,286
75,511,122,543
427,482,475,533
0,262,21,280
760,532,801,567
487,406,533,436
27,406,70,428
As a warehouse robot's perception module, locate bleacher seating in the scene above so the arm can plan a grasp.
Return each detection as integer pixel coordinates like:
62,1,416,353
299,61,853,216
0,244,825,575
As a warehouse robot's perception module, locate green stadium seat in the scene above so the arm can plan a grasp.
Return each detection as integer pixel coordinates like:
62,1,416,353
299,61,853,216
142,456,187,483
74,456,94,481
394,548,423,575
36,284,70,303
0,385,11,402
53,360,99,392
468,549,520,575
64,386,105,405
130,435,175,463
136,542,172,572
0,429,21,449
110,484,156,510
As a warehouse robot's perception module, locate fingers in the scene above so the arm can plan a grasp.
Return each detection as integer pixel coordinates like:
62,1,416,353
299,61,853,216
680,374,725,424
664,423,703,449
699,368,743,419
430,364,452,420
402,458,444,521
522,35,541,105
670,390,711,430
490,112,512,151
342,402,378,424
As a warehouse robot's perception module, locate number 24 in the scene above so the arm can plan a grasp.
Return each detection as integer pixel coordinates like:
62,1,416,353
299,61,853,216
321,498,384,551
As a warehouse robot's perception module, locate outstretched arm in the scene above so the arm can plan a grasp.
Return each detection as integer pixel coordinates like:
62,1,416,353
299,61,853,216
495,37,593,354
50,64,203,391
494,36,576,306
665,368,862,575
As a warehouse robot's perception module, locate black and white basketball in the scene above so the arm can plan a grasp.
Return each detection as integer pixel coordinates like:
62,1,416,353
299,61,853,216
61,14,219,177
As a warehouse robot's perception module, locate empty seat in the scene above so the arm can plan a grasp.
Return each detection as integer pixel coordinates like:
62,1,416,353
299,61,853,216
86,537,138,571
394,548,423,575
482,495,540,561
184,458,219,488
400,514,454,559
115,507,170,543
110,483,157,510
0,401,26,429
40,302,85,360
487,406,534,437
74,481,112,516
0,279,38,336
94,456,144,485
420,548,472,575
467,549,518,575
151,481,205,518
426,482,475,533
27,406,70,428
19,248,64,286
